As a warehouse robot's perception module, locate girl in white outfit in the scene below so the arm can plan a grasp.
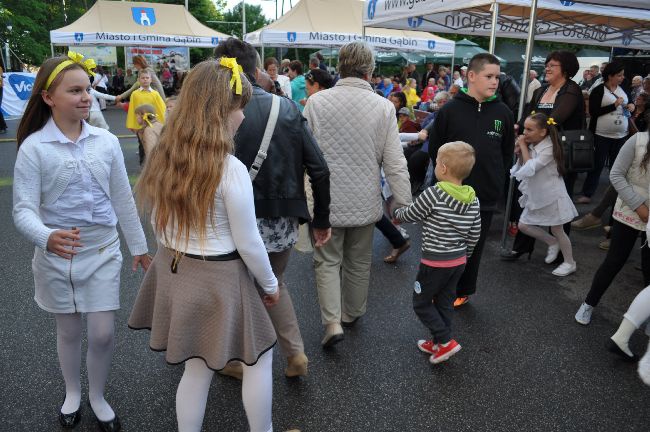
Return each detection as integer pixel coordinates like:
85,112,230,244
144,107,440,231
511,112,578,276
128,58,279,432
12,52,150,431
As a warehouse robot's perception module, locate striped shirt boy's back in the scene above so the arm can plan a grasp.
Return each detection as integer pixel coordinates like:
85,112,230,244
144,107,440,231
395,184,481,261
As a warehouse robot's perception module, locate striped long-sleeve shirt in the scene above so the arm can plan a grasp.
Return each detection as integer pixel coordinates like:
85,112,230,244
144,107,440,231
395,184,481,261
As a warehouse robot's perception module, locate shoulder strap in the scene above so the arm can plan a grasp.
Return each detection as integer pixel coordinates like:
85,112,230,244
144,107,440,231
249,94,280,182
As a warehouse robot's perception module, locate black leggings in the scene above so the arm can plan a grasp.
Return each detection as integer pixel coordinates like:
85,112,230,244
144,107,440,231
585,221,650,307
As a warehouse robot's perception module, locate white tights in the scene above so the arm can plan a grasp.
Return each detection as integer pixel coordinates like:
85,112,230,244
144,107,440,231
55,311,116,421
176,349,274,432
518,223,575,264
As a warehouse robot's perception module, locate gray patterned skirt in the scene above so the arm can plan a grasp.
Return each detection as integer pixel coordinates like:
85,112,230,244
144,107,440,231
128,247,276,370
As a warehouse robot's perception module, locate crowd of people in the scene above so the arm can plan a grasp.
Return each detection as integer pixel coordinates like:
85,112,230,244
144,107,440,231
11,39,650,432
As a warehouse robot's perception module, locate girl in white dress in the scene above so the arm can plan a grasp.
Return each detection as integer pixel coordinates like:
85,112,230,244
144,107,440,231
511,112,578,276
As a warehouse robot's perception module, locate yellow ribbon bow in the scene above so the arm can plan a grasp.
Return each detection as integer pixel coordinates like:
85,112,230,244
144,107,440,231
219,57,243,95
547,117,557,126
45,51,97,90
143,112,157,128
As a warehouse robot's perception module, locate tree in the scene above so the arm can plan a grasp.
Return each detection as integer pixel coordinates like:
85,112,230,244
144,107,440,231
216,2,269,40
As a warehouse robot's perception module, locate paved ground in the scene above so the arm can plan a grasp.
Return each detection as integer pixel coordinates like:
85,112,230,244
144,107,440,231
1,109,649,431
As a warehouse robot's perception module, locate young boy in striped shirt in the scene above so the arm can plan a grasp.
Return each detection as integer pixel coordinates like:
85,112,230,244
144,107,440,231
394,141,481,364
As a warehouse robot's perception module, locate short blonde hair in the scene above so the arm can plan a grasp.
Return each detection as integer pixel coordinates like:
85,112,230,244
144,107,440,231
437,141,475,180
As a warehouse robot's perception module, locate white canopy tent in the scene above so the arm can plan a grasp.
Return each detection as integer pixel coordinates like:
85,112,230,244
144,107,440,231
50,1,230,49
363,0,650,50
245,0,455,54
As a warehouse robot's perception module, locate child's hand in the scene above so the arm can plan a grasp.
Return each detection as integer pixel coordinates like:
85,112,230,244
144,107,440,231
262,290,280,307
636,204,649,223
47,229,82,260
312,227,332,248
132,254,152,272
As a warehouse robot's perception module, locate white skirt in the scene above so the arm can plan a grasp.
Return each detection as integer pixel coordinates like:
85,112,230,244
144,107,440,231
519,195,578,227
32,225,122,314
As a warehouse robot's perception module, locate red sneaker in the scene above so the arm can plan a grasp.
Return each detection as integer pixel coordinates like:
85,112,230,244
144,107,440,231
417,339,439,355
453,296,469,308
429,340,461,364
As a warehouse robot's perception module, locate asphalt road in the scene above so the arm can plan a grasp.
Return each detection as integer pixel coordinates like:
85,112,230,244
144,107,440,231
0,108,649,432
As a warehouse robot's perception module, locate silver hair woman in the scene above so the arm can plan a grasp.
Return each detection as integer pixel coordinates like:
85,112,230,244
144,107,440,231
337,41,375,79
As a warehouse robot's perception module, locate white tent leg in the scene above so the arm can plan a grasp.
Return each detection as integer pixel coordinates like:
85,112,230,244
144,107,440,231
489,2,499,54
51,44,54,57
500,0,539,253
261,43,265,61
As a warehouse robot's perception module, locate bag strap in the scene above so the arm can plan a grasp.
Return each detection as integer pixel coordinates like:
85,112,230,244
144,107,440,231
249,94,280,182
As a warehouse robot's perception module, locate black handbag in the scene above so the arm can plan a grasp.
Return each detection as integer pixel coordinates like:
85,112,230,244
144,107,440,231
559,127,594,173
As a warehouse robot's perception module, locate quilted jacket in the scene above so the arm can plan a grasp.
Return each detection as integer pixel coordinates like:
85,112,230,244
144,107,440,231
303,77,412,227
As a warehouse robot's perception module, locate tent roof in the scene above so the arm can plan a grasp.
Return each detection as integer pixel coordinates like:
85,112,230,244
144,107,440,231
363,0,650,49
50,1,230,48
245,0,454,53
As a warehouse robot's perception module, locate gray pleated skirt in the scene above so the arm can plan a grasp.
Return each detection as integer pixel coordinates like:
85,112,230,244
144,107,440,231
128,247,276,370
32,225,122,314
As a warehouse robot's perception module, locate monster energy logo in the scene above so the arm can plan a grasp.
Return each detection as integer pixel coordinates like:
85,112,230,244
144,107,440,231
494,120,503,133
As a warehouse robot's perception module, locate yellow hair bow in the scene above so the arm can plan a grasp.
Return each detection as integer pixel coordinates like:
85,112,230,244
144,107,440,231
219,57,243,95
547,117,557,126
530,110,536,115
143,112,157,128
45,51,97,90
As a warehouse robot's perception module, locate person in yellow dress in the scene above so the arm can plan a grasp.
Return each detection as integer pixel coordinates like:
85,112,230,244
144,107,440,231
125,69,165,131
403,78,421,108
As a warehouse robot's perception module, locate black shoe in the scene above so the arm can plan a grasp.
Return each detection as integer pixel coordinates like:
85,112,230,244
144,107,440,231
89,402,121,432
607,339,639,362
58,405,82,429
342,316,360,328
500,249,532,262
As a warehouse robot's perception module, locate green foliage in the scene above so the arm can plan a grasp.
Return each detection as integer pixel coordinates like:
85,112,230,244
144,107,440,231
215,2,269,40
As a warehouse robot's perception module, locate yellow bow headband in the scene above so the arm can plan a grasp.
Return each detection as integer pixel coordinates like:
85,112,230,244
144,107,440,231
142,112,157,128
547,117,557,126
45,51,97,90
219,57,243,95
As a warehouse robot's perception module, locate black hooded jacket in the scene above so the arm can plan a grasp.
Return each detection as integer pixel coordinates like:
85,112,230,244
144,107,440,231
234,85,331,228
426,90,515,211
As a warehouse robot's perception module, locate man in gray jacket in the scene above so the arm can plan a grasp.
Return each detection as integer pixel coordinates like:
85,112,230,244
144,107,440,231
303,41,412,347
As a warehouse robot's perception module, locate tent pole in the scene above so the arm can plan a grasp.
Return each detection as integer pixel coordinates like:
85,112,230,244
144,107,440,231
500,0,538,253
261,42,265,61
489,2,499,54
51,43,54,57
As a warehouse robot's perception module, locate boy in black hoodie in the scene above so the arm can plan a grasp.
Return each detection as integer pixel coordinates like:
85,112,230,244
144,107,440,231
418,53,514,307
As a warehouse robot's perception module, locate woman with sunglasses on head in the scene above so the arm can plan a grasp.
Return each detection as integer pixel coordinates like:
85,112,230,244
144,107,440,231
300,68,334,107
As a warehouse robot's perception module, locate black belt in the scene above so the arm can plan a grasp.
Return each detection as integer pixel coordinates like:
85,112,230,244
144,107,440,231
168,249,240,273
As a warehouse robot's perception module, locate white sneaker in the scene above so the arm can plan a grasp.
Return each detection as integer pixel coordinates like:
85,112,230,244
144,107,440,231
575,303,593,325
638,345,650,386
552,262,576,276
545,243,560,264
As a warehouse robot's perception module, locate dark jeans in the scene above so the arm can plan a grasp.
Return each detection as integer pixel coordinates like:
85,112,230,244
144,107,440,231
585,221,650,307
375,215,407,249
413,263,465,344
457,210,493,297
581,135,627,198
404,144,429,195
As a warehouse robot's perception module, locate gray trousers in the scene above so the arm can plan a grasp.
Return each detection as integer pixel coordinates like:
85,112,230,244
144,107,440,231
261,249,304,357
413,263,465,345
313,224,375,325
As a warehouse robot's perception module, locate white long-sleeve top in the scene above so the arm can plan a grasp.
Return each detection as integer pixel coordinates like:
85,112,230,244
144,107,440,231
89,88,115,113
13,119,148,256
158,155,278,295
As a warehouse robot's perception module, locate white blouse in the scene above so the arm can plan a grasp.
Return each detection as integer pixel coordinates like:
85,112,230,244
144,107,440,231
159,155,278,294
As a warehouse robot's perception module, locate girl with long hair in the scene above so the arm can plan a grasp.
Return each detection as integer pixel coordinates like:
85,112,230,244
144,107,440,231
511,112,578,276
13,52,150,430
128,58,279,432
575,111,650,326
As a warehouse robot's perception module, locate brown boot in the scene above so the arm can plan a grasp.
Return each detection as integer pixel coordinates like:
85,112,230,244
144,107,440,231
217,361,243,380
285,352,309,377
